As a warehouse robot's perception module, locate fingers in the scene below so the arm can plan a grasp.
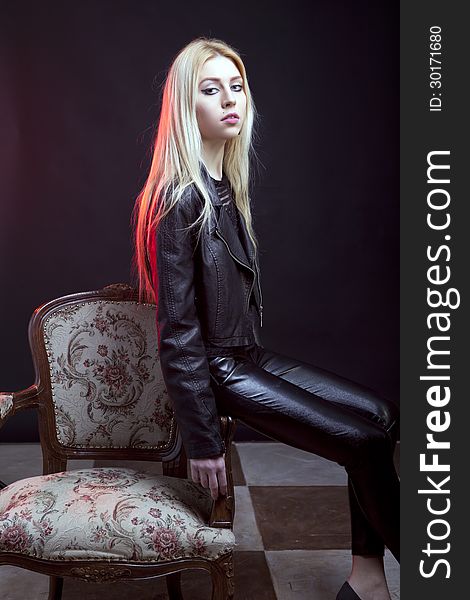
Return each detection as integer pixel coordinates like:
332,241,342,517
189,455,227,499
207,470,219,500
200,471,210,492
190,460,200,484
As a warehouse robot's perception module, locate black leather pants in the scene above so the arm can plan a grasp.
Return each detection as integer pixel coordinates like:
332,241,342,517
207,343,400,562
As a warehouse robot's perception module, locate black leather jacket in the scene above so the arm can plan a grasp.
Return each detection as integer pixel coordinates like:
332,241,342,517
153,163,263,459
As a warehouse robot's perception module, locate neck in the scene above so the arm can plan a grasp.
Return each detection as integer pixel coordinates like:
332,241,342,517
200,140,225,181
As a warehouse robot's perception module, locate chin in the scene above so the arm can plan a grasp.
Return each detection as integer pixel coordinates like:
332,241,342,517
226,129,242,138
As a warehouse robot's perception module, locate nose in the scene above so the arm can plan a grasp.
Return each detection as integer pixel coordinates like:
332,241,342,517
222,88,236,107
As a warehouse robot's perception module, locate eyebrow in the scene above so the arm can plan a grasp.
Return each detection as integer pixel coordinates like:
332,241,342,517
200,76,243,84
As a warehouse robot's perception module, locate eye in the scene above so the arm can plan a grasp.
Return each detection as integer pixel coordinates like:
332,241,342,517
202,84,244,95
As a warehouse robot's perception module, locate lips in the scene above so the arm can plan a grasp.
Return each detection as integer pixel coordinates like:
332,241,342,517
222,113,239,121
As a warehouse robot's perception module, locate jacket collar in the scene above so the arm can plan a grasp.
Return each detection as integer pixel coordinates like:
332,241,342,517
200,162,255,271
200,161,226,206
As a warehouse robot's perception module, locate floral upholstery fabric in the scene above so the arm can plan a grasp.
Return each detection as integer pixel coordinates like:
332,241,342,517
0,393,13,422
0,467,235,562
42,301,175,449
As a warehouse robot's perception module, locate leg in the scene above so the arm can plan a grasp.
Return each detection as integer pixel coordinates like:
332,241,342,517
247,345,400,559
246,344,400,559
207,345,399,563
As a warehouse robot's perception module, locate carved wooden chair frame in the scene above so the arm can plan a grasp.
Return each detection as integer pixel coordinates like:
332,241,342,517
0,283,237,599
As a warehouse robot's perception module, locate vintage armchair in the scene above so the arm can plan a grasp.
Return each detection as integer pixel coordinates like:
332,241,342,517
0,283,237,599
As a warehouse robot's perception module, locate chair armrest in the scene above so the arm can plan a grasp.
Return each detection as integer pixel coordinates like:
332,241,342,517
0,384,40,429
208,415,237,528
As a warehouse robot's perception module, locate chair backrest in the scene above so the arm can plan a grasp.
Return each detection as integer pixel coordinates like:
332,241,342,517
29,283,182,470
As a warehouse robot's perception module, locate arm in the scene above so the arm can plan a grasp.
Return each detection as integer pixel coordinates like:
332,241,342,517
0,385,39,429
154,188,226,459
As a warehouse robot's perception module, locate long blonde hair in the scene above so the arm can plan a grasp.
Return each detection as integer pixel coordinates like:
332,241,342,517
131,36,261,304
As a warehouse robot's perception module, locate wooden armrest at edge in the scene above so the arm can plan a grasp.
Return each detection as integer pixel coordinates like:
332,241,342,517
0,385,40,429
208,415,237,528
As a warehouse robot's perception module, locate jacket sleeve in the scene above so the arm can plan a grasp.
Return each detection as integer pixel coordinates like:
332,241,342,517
153,188,226,459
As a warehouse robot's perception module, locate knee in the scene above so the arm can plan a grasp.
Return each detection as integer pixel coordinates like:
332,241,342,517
374,396,400,441
352,427,394,468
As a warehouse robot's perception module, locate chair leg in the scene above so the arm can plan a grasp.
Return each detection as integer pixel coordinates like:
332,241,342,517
166,571,184,600
48,576,64,600
210,552,234,600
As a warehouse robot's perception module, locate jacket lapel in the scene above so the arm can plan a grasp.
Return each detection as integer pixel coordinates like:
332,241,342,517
200,163,261,310
201,162,254,271
215,205,254,271
212,184,262,311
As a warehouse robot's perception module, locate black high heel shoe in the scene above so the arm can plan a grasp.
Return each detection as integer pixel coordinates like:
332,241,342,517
336,581,362,600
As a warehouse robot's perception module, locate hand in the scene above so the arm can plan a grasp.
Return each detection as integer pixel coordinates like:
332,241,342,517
189,453,227,500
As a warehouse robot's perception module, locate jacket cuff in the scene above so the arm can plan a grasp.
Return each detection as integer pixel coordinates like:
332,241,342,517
185,438,226,459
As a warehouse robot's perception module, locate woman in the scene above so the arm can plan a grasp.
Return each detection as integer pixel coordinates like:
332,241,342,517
132,36,399,600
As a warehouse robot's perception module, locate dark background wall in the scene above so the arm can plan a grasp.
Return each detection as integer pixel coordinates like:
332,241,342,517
0,0,399,443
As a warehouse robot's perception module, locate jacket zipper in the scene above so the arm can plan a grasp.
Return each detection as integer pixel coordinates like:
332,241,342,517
215,227,256,316
215,227,264,328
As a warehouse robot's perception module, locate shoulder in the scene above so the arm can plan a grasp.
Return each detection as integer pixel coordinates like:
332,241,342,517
161,183,202,217
179,184,204,214
158,184,208,238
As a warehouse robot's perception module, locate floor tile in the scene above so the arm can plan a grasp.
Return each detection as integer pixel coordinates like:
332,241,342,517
233,486,264,551
265,549,400,600
0,443,95,486
0,443,44,486
0,565,49,600
250,486,351,550
176,550,277,599
235,442,348,486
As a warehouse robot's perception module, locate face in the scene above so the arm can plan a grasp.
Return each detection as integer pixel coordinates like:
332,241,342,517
195,55,246,142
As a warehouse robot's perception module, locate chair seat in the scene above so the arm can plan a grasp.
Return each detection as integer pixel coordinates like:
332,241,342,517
0,467,235,563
